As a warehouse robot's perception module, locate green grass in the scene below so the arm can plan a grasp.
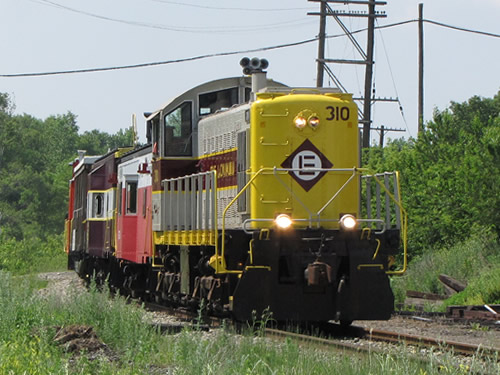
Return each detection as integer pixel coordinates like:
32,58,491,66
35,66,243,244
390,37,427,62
391,227,500,308
0,228,498,373
443,264,500,307
0,270,498,375
0,233,67,275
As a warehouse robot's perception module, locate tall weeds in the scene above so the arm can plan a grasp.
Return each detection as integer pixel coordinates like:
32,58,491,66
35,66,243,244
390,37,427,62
391,227,500,306
0,270,497,374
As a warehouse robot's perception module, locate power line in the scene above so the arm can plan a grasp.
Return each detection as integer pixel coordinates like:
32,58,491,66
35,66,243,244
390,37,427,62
425,19,500,39
0,38,318,78
29,0,500,38
31,0,315,34
341,18,500,38
375,19,412,137
145,0,314,12
30,0,309,33
1,17,498,78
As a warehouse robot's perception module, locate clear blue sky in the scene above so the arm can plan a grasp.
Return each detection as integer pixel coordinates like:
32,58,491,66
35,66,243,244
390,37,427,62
1,0,499,144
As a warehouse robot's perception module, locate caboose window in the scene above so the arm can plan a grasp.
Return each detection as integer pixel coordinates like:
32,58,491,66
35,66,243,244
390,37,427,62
126,181,138,214
163,102,192,156
87,192,105,219
94,194,104,218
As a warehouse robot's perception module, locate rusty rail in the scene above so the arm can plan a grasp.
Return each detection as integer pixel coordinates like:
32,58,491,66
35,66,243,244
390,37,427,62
359,327,499,357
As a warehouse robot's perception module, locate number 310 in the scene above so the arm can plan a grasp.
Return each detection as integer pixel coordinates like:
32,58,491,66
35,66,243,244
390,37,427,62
326,106,350,121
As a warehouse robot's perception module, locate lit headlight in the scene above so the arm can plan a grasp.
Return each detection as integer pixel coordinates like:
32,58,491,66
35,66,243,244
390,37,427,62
275,214,293,229
294,116,307,129
308,116,320,129
339,214,357,230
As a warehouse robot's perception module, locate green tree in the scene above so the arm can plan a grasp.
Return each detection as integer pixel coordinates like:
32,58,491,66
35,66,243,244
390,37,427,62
76,127,135,155
0,110,79,239
0,92,136,241
0,93,15,115
364,92,500,255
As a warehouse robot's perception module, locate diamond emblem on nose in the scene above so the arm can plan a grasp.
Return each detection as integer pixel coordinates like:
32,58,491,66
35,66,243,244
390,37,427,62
281,139,333,192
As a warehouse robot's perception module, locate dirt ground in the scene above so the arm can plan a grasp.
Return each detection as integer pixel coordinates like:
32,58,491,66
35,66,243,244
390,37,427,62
53,324,118,362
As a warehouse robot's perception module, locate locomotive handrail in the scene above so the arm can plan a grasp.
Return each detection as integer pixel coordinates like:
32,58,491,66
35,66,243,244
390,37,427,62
359,169,408,275
290,88,322,95
259,137,289,146
216,168,268,274
273,167,361,228
218,166,407,275
165,166,407,275
160,171,219,268
242,218,387,234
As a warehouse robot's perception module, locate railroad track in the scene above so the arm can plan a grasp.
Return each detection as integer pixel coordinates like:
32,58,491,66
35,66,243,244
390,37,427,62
264,324,499,359
355,326,499,357
396,309,500,329
138,300,500,375
144,300,499,360
263,325,499,375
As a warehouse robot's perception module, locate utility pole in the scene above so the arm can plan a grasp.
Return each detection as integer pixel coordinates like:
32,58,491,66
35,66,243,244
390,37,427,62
373,125,406,147
309,0,388,148
418,3,424,135
316,0,327,87
362,0,376,148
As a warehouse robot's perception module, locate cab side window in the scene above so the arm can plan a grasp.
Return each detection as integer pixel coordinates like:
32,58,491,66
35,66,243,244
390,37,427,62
199,87,238,115
164,102,192,156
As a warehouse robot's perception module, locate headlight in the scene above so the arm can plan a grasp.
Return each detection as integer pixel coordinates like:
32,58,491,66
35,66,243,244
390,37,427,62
339,214,357,230
294,116,307,129
308,116,320,129
275,214,293,229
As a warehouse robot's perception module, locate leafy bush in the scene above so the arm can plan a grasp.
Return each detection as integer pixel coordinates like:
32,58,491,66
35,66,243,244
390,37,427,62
0,233,67,274
391,228,500,306
443,265,500,306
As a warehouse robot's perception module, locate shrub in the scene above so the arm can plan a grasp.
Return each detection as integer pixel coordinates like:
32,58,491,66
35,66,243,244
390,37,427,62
443,265,500,306
0,233,67,274
391,227,500,305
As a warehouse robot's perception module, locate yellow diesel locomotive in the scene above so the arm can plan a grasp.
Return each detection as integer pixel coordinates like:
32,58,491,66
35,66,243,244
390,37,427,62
66,58,407,324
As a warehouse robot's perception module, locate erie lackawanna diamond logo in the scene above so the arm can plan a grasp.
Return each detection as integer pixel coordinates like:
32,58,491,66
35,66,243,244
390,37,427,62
281,139,333,192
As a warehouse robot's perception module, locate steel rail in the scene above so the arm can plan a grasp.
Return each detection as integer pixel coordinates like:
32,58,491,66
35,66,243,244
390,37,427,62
139,300,499,374
357,326,499,358
142,301,499,358
264,327,385,355
264,326,499,375
265,325,498,358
